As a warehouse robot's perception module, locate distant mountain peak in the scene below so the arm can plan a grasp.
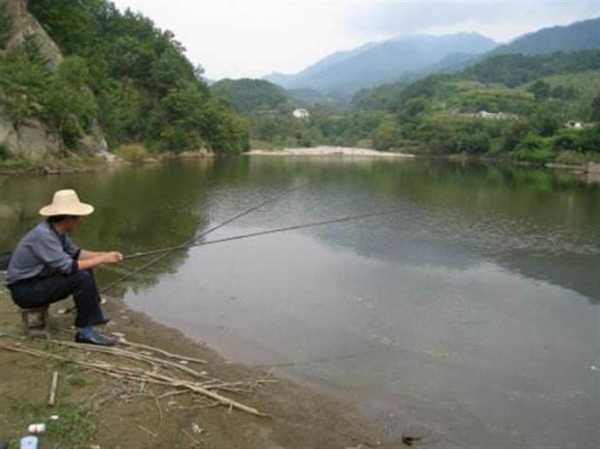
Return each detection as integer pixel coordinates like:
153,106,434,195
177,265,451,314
492,16,600,55
264,32,498,95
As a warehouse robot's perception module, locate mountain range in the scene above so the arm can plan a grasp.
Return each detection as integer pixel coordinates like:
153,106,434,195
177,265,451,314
264,17,600,96
265,33,497,96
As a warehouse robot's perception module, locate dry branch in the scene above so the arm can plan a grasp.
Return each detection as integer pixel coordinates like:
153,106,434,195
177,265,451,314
0,341,269,417
120,338,207,365
48,371,59,407
48,339,210,380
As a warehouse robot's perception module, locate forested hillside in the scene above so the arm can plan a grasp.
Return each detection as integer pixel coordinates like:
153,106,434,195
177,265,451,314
339,49,600,162
210,78,333,148
0,0,249,162
491,17,600,56
462,50,600,87
235,46,600,162
211,79,290,115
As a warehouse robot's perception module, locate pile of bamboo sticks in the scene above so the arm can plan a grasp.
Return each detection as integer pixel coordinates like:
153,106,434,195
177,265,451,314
0,336,273,417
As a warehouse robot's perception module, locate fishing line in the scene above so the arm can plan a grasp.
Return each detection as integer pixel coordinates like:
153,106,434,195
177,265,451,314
125,209,403,261
96,209,402,288
100,182,308,293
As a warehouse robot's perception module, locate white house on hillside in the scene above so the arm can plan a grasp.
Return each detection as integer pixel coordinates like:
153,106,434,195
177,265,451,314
293,108,310,119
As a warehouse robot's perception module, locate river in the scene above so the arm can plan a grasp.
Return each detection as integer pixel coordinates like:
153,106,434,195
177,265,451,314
1,157,599,448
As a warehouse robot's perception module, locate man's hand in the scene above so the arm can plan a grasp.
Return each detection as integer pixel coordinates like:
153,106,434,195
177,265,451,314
102,251,124,265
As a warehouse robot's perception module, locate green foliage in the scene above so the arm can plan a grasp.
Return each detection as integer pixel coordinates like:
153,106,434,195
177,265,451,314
529,111,561,137
528,81,551,100
0,49,52,122
339,48,600,163
115,143,148,162
372,120,398,151
0,0,13,48
513,132,555,162
211,79,291,115
463,50,600,87
592,95,600,122
46,57,98,147
21,0,249,154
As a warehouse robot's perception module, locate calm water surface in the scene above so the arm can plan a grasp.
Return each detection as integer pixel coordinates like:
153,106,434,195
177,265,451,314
1,157,599,448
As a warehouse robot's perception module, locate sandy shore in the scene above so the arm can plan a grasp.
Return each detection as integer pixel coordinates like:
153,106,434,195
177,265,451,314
0,287,388,449
247,146,415,158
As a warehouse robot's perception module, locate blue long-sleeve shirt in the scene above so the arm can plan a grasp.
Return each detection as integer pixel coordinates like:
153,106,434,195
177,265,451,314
6,221,80,285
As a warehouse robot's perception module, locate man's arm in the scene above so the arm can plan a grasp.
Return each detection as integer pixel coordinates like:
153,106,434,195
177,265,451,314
78,251,123,270
80,250,107,260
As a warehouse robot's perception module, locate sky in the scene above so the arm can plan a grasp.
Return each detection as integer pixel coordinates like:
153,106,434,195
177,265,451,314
111,0,600,80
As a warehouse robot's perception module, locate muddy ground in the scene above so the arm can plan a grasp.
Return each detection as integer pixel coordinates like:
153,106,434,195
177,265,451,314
0,288,403,449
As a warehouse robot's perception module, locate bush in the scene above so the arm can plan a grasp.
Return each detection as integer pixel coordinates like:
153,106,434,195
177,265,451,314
553,134,581,152
0,1,13,48
115,143,148,163
513,132,555,162
456,131,491,154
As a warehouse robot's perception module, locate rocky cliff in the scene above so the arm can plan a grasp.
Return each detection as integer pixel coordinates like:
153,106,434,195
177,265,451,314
0,0,108,161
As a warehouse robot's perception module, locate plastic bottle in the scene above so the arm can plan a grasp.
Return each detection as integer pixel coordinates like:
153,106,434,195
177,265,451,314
20,436,38,449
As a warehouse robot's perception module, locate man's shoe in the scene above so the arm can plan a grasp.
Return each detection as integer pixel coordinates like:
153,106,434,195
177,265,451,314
96,316,111,326
75,330,118,347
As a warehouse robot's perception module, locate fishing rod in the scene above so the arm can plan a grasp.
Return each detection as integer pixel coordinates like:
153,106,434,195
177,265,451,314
123,209,401,261
100,183,308,293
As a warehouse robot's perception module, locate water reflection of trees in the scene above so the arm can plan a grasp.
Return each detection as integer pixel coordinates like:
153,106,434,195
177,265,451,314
240,157,600,304
0,160,218,295
2,157,599,303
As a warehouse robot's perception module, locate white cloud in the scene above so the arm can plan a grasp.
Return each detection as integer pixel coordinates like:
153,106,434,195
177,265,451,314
111,0,600,80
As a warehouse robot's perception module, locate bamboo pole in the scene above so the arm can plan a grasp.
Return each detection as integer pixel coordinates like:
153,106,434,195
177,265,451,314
48,371,59,407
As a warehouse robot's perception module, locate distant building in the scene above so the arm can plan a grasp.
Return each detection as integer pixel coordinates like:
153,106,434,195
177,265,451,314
476,110,519,120
565,121,595,130
293,108,310,119
566,121,584,130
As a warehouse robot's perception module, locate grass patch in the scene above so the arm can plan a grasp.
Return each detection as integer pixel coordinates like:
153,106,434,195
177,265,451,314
7,402,96,449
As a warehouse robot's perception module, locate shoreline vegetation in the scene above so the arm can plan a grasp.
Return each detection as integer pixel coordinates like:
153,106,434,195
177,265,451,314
3,145,600,178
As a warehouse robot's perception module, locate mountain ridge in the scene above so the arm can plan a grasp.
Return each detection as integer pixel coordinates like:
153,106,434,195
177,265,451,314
264,32,498,95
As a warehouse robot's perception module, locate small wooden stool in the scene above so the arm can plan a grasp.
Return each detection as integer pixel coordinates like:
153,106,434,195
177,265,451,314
21,306,50,338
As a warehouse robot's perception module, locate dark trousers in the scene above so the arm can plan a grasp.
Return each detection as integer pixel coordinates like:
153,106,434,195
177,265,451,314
9,270,105,328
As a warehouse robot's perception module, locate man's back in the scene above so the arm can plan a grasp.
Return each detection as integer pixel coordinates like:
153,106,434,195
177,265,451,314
7,221,79,285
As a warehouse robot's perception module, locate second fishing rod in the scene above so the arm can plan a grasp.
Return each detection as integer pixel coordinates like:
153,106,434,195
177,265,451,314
99,183,308,293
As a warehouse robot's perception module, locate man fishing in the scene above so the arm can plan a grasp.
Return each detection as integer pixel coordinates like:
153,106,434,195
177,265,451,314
6,189,123,347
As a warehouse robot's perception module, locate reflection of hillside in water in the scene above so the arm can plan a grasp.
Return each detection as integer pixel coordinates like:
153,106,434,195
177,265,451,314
0,160,220,295
240,158,600,304
2,157,600,303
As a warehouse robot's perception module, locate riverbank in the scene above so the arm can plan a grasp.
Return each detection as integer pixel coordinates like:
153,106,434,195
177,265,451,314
0,154,110,176
247,146,416,158
0,287,386,449
0,150,217,176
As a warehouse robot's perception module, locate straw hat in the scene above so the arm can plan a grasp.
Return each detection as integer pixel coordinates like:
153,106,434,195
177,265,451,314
39,189,95,217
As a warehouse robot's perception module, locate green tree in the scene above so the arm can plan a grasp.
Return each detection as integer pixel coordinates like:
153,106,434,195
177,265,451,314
46,57,98,147
591,95,600,122
530,112,560,137
372,120,398,151
528,81,551,101
0,0,13,48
